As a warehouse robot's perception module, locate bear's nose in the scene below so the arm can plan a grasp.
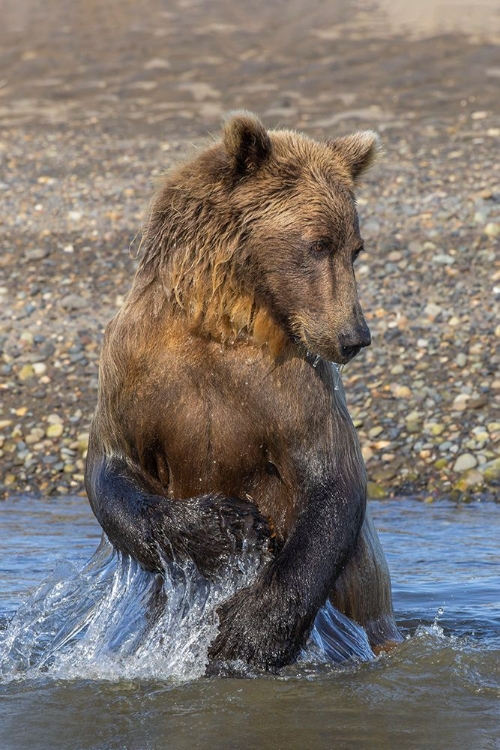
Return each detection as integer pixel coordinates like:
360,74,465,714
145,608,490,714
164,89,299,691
340,326,371,360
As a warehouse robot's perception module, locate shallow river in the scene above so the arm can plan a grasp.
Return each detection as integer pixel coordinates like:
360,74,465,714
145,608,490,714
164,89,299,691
0,496,499,750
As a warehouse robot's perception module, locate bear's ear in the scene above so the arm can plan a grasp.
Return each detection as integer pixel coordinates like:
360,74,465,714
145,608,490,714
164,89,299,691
328,131,381,181
222,111,272,175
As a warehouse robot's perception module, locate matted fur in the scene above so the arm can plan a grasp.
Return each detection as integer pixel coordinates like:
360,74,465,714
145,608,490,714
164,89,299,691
86,113,401,671
125,116,379,358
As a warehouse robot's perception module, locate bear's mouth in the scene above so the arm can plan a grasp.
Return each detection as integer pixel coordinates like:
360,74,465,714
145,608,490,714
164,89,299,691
301,335,363,366
340,344,362,363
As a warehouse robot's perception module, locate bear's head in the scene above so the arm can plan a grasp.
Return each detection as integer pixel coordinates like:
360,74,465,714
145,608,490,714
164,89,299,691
139,111,379,364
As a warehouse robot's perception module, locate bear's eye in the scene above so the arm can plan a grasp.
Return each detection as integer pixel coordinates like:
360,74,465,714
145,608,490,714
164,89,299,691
353,244,364,262
309,238,331,256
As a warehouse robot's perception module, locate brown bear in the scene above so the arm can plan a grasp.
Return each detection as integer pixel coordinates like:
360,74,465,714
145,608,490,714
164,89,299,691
85,111,402,671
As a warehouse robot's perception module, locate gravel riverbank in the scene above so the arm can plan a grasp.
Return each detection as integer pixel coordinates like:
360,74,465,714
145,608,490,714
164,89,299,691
1,0,499,500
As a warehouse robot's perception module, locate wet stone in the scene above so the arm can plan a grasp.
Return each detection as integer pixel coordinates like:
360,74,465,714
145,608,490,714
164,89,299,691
482,459,500,481
366,481,387,499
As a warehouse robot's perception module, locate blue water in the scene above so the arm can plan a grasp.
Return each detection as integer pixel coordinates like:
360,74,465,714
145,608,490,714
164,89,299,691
0,495,499,750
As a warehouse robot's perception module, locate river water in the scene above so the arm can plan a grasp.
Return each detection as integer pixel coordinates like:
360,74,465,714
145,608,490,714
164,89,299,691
0,495,499,750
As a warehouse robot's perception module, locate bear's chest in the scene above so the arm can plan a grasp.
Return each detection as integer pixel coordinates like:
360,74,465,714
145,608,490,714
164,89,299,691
165,397,266,497
128,347,356,536
159,398,302,538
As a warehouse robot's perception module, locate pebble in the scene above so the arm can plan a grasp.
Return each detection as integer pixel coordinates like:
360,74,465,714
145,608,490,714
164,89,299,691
452,394,470,410
367,481,387,499
24,247,50,261
424,422,445,436
424,302,442,319
433,254,455,265
361,446,374,462
46,423,64,438
484,223,500,237
25,428,45,444
60,294,88,310
453,470,484,492
20,331,34,345
18,364,35,381
482,459,500,481
33,362,47,376
390,364,404,375
453,453,478,473
392,385,412,399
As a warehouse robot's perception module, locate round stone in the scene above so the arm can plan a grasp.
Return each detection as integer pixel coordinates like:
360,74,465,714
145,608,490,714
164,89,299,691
482,459,500,482
33,362,47,376
453,453,478,473
393,385,412,399
484,222,500,237
46,423,64,438
18,364,35,381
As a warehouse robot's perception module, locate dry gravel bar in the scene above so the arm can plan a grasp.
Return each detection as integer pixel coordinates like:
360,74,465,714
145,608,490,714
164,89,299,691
0,0,499,500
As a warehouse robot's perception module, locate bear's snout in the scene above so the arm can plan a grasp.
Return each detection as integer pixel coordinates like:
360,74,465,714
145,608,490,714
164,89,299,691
339,325,371,362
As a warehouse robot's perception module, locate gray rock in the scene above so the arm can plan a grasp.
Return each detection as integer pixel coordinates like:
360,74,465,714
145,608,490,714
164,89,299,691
24,248,50,261
453,454,478,473
60,294,88,310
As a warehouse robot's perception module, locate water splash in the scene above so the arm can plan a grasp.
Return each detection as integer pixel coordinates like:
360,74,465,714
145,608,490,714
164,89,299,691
305,602,373,663
413,608,457,645
305,350,321,369
426,606,446,637
0,537,374,683
334,363,343,390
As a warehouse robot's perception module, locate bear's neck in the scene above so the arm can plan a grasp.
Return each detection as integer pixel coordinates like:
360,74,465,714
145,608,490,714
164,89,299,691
128,276,291,360
190,295,290,360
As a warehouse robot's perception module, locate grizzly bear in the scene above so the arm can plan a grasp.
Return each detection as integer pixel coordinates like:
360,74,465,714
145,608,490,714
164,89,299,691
85,111,401,671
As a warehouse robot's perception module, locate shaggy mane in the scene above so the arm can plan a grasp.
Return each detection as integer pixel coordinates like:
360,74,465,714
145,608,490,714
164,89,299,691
120,116,377,361
129,152,288,357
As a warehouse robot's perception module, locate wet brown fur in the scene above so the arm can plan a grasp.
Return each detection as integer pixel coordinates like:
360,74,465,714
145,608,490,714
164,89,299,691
86,112,401,668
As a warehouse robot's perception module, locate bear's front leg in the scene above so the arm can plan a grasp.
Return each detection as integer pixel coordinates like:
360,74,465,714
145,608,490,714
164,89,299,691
86,452,272,579
208,479,365,671
208,564,311,672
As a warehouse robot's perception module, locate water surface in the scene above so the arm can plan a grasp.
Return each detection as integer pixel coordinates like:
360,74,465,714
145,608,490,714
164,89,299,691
0,495,499,750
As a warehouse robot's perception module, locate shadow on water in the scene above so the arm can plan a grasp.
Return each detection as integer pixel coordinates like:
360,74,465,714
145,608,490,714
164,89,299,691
0,495,499,750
